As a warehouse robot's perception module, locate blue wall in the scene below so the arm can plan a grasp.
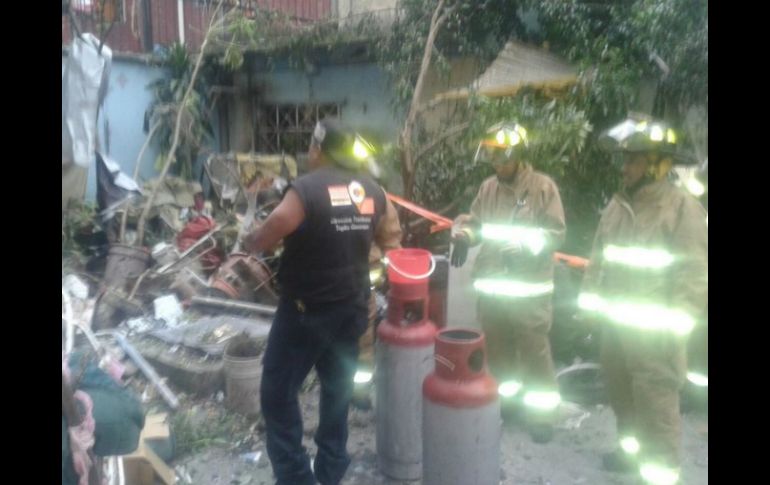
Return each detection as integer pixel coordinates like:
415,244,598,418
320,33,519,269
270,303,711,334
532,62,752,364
62,55,169,201
253,62,402,144
92,59,169,200
65,56,400,202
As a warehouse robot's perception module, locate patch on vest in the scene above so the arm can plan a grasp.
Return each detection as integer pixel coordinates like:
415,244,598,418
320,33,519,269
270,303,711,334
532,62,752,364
348,181,373,214
359,197,374,215
328,185,352,206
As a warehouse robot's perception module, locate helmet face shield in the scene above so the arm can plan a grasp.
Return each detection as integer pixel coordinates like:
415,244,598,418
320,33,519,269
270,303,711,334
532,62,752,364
474,142,512,165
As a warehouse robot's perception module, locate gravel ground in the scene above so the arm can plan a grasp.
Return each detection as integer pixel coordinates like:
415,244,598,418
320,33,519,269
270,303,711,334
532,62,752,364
174,386,707,485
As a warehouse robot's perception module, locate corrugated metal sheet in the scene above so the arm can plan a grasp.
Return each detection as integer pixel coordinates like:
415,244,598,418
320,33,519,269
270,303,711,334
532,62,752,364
434,41,578,101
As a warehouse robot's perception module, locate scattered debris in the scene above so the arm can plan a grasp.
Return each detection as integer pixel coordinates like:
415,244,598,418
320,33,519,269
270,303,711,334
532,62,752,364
64,274,90,299
110,332,180,409
556,401,592,430
125,317,161,334
190,296,277,317
150,316,271,356
239,451,262,465
154,295,184,327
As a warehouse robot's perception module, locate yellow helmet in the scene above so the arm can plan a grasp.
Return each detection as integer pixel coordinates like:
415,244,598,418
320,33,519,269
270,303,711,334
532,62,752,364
473,122,530,165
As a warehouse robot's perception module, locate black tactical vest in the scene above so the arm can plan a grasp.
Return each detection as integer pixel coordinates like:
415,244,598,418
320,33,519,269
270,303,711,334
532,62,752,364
278,166,386,305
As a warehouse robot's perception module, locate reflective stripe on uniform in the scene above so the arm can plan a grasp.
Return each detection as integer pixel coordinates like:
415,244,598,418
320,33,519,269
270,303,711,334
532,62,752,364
603,245,674,269
522,390,561,412
686,371,708,387
474,279,554,298
578,293,695,336
481,223,547,255
639,463,680,485
620,436,641,455
354,370,373,384
498,380,524,398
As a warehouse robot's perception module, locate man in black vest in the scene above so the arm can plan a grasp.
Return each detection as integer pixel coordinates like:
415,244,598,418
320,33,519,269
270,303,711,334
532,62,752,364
244,118,390,485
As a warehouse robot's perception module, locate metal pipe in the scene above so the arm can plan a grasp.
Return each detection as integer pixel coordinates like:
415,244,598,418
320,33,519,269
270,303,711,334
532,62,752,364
109,331,180,409
177,0,185,44
190,296,277,316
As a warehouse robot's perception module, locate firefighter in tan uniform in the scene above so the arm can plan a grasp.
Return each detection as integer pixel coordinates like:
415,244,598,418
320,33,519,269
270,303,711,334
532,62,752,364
352,197,403,408
579,115,708,485
452,122,566,443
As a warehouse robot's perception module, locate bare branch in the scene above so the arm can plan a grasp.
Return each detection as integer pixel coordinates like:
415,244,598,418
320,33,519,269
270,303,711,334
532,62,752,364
414,121,471,162
135,0,227,246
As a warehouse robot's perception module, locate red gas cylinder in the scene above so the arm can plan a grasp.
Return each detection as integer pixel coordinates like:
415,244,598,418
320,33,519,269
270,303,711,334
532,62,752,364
376,249,438,480
423,328,500,485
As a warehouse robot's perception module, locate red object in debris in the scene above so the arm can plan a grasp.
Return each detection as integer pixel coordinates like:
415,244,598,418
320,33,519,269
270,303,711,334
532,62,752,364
193,193,205,212
423,328,498,408
177,216,223,272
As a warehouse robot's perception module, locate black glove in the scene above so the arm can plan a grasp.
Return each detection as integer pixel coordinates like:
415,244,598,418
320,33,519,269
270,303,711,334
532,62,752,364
451,234,470,267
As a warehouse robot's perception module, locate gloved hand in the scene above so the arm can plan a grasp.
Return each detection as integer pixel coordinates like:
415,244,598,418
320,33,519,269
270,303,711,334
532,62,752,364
451,232,470,267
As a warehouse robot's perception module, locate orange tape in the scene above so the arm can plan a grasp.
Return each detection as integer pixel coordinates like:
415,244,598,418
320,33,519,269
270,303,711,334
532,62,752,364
384,194,592,272
386,193,453,234
553,252,589,270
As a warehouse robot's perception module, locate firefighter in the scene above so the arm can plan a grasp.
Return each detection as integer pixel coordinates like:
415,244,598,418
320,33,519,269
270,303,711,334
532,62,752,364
682,158,708,410
243,118,394,485
352,194,403,410
451,121,566,443
579,114,708,484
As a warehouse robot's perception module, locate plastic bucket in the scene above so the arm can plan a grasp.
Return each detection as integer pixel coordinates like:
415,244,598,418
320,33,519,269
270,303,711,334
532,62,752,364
386,249,435,300
223,335,263,416
103,244,150,291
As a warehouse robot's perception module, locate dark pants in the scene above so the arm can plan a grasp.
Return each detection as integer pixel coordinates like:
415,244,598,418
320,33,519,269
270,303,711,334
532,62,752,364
261,295,367,485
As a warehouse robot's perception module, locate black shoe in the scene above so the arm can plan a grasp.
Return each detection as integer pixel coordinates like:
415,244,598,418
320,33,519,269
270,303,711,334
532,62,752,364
528,423,554,444
602,450,636,473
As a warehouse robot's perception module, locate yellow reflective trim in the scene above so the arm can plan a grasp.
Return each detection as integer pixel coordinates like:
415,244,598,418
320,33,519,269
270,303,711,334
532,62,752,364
685,178,705,197
577,293,604,312
603,245,674,269
481,224,547,255
640,463,680,485
523,390,561,411
577,293,695,335
649,125,665,142
353,138,369,159
474,279,554,298
620,436,640,455
687,372,708,387
498,380,523,398
354,370,373,384
509,131,521,146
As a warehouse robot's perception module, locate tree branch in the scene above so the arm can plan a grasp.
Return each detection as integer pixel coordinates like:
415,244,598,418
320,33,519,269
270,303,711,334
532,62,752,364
414,121,470,162
135,0,226,247
399,0,454,199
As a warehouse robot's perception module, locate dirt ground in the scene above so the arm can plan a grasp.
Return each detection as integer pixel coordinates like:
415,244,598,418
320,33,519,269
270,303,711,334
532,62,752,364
173,385,708,485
